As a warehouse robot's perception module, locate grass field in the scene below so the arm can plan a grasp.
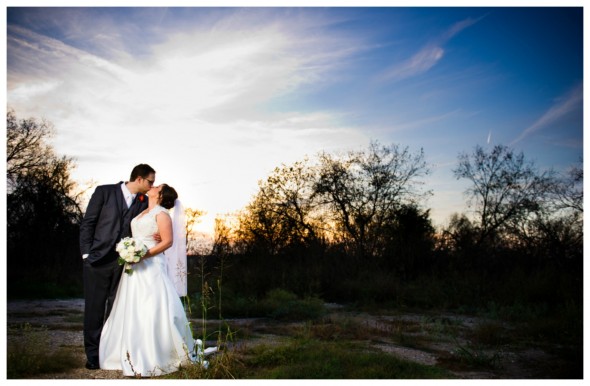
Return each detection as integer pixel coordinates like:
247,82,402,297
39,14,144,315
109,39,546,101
6,296,582,379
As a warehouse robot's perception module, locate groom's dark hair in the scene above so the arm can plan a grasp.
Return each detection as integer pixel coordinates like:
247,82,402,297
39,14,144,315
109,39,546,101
130,164,155,181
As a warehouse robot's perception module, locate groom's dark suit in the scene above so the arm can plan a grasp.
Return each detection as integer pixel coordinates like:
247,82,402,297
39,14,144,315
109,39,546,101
79,182,147,365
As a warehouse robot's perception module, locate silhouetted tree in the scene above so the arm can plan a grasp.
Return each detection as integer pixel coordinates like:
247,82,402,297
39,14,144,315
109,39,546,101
237,158,324,255
510,160,583,267
550,159,583,215
7,110,84,296
454,144,554,246
231,142,432,297
7,109,56,188
438,213,478,252
212,215,237,257
381,204,435,278
184,207,206,255
315,141,430,258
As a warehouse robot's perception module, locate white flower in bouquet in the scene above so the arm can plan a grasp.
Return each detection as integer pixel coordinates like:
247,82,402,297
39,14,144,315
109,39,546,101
116,237,147,275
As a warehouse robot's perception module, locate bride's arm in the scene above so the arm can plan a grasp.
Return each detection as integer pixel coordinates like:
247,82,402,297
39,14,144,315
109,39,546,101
143,212,173,259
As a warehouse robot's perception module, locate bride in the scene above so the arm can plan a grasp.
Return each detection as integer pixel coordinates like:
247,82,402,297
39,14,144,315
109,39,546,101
99,183,198,377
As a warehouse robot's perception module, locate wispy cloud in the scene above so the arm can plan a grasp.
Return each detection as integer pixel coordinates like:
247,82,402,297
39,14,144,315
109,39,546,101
7,9,371,225
8,10,365,122
510,82,583,145
379,16,483,82
382,45,445,82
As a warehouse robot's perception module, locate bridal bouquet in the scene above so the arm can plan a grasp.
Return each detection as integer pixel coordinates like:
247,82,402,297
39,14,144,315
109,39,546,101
116,237,147,275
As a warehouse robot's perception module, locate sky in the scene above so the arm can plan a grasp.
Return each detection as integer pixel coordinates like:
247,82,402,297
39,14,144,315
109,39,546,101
5,4,584,235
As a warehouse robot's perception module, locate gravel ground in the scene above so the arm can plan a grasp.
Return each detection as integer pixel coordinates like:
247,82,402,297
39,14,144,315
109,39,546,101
7,298,575,379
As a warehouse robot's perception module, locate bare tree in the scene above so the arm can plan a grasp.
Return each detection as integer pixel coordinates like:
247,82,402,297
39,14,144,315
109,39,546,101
315,141,430,257
6,109,56,189
454,144,555,245
552,159,583,215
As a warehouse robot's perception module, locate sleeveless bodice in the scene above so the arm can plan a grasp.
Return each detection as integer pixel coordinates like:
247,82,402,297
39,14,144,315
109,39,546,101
131,205,168,249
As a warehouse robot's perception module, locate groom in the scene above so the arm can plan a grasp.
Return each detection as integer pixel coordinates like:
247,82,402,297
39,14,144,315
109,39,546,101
79,163,156,370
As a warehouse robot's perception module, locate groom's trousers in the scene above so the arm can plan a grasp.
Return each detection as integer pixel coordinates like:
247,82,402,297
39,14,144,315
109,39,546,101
83,258,124,362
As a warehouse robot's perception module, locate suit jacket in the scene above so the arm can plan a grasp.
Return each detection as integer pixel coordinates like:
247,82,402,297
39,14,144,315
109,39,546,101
79,182,148,265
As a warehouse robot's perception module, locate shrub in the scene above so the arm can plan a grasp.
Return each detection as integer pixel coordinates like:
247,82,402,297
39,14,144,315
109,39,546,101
260,289,325,321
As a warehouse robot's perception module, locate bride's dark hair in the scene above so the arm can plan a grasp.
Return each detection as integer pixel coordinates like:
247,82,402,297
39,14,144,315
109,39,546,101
158,184,178,209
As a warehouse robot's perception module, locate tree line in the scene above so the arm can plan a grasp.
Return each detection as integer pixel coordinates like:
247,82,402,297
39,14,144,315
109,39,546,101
209,138,581,309
6,110,583,314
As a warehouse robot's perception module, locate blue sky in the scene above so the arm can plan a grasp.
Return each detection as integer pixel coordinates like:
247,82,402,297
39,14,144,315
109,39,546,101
5,6,584,234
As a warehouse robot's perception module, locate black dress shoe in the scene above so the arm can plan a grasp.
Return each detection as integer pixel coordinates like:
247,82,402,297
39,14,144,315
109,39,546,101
85,360,100,370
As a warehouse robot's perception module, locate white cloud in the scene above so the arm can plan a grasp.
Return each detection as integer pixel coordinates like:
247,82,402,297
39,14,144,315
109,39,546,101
7,10,371,234
381,45,445,82
380,16,481,82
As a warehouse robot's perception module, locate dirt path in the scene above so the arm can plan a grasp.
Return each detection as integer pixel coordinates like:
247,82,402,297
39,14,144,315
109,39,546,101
6,299,575,379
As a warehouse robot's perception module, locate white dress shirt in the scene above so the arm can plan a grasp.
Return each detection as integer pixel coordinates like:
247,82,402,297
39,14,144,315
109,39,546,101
121,182,136,208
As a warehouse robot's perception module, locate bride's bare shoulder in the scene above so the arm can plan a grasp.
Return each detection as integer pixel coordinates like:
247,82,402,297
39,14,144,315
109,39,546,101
155,206,171,219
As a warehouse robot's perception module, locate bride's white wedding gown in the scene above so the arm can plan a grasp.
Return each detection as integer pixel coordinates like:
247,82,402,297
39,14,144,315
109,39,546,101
99,205,197,377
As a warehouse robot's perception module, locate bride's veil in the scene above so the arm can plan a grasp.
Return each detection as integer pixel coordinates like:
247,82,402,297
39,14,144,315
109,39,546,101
166,199,188,297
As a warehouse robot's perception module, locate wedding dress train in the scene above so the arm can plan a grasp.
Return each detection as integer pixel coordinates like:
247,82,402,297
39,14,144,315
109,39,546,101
99,205,198,377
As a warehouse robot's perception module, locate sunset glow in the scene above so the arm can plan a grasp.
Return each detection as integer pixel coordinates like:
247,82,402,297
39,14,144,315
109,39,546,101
6,5,583,236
